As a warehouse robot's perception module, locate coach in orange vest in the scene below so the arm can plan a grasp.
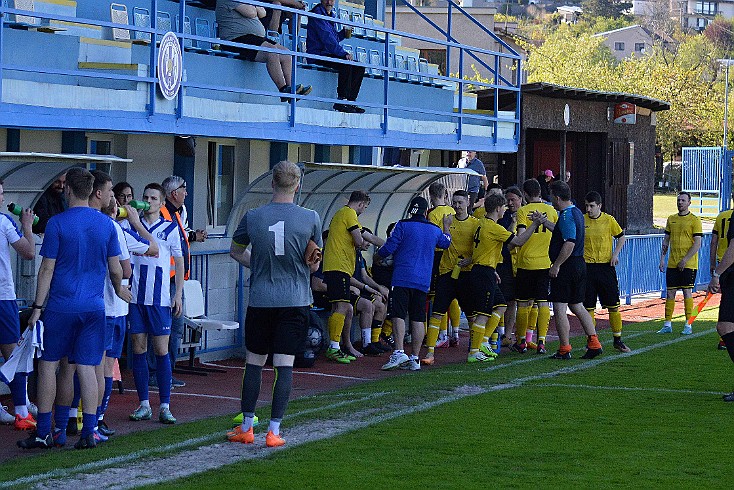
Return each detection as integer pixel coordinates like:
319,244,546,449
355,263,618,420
147,176,208,388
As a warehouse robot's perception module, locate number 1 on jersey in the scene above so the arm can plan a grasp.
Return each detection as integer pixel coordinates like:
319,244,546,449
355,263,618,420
269,221,285,256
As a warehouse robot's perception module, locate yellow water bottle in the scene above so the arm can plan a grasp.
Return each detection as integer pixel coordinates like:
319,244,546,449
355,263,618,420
116,206,128,219
451,256,463,279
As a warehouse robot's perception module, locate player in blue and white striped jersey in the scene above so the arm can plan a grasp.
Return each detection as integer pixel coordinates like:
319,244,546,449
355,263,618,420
128,183,184,425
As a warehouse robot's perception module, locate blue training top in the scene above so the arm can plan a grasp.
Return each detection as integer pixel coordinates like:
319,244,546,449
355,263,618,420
549,204,585,262
377,215,450,292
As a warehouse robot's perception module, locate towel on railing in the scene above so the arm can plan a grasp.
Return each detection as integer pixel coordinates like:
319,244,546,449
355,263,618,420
0,321,44,384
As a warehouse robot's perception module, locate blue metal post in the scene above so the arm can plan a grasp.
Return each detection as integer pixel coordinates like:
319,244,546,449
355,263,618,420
515,58,522,146
148,0,159,117
383,30,389,135
493,54,499,145
176,0,186,119
446,3,451,79
625,239,634,305
0,3,4,101
289,10,298,127
457,48,463,143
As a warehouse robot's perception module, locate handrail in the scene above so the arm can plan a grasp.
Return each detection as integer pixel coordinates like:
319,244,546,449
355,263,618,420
0,0,521,146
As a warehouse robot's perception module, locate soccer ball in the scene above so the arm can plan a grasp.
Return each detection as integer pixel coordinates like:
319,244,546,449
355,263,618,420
306,325,323,351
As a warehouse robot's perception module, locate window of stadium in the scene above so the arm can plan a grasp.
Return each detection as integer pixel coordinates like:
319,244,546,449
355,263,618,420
207,141,235,229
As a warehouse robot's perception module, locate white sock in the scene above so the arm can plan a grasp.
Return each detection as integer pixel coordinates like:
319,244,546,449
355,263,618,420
69,407,78,418
330,340,340,350
160,403,170,410
241,416,255,432
497,326,505,337
15,405,29,418
140,400,151,409
268,420,281,435
438,331,448,340
362,328,371,346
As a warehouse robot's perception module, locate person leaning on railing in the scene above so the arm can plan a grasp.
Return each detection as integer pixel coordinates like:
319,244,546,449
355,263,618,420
306,0,365,113
215,0,312,102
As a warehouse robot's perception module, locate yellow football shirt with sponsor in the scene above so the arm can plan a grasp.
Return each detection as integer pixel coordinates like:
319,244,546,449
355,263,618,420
584,212,624,264
323,206,361,275
473,217,513,269
515,202,557,270
438,215,480,275
428,205,456,252
665,212,703,270
713,209,734,262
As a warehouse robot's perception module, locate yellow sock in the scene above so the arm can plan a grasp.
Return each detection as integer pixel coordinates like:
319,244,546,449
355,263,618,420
664,298,675,321
609,310,622,336
587,308,596,327
684,297,694,321
515,305,531,340
382,318,393,337
448,299,461,329
528,306,539,329
537,305,551,340
498,315,504,328
470,321,486,353
327,312,346,345
371,323,382,343
426,316,442,352
485,312,502,340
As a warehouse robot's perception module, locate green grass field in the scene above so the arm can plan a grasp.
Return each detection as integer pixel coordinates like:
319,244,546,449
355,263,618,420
2,309,733,489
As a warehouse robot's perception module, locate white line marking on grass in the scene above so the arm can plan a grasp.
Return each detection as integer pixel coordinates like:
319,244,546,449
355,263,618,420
535,383,726,397
0,393,387,490
201,362,373,381
25,329,713,490
122,389,242,402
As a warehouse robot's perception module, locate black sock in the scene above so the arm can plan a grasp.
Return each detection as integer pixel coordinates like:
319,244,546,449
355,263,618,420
722,332,734,364
240,364,263,416
271,366,293,421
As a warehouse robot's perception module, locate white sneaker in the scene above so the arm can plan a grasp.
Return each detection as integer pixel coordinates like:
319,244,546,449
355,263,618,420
27,402,38,417
681,325,693,335
657,321,672,334
381,351,409,370
400,358,421,371
0,405,15,424
467,351,493,363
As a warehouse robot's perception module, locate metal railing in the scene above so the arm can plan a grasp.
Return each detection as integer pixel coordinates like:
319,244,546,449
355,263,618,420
0,0,522,145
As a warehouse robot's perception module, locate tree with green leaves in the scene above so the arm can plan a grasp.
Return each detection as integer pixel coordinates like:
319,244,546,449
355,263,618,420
581,0,633,19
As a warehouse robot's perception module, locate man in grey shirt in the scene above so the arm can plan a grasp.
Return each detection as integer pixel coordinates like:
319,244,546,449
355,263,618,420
465,150,488,211
228,160,322,447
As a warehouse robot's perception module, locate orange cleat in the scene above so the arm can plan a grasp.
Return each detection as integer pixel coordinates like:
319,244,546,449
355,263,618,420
266,431,285,447
421,353,435,365
227,425,254,444
14,413,37,431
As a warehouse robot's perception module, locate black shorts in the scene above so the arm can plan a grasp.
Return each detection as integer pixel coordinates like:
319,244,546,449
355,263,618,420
719,270,734,323
371,265,393,288
245,306,309,356
324,270,351,303
496,262,515,302
230,34,277,62
492,283,506,308
666,268,697,290
470,265,498,316
550,256,586,305
515,268,550,302
433,271,473,315
388,286,427,323
583,263,621,309
429,251,443,294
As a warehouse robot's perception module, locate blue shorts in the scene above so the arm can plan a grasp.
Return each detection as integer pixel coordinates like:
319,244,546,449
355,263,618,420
41,309,106,365
128,304,172,337
0,300,20,345
105,316,127,359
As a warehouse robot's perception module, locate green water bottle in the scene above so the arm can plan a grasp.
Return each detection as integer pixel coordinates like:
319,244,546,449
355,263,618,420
129,200,150,211
7,203,39,225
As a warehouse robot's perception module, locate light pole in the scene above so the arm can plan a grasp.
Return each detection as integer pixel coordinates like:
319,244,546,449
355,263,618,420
718,59,734,149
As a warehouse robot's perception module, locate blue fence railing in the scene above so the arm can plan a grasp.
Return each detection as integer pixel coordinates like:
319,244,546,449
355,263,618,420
616,232,712,305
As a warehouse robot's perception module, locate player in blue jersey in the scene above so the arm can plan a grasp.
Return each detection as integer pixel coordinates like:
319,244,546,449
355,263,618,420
228,161,322,447
546,180,603,360
378,196,452,371
128,183,184,425
0,179,36,430
19,167,129,450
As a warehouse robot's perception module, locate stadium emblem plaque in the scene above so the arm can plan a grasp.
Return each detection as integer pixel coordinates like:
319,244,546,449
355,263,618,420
157,32,183,100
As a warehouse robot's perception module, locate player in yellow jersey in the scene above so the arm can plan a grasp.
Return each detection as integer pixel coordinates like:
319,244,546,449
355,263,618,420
468,194,543,363
711,196,733,349
582,191,630,353
658,191,702,335
513,179,558,354
423,190,478,365
322,191,383,364
495,186,523,350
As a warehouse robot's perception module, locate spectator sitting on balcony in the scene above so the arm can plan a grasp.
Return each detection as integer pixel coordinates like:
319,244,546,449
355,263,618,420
216,0,312,102
306,0,365,113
